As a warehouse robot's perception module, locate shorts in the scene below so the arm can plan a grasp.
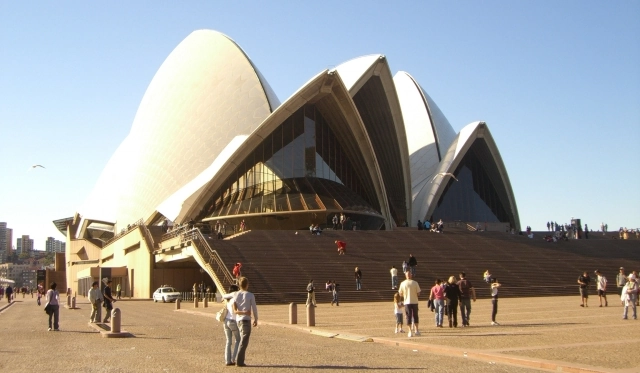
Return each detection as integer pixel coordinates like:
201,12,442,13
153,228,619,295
579,288,588,298
405,303,419,324
598,290,606,296
395,312,403,324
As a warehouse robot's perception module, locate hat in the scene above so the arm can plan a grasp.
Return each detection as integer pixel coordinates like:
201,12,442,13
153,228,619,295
620,267,625,270
629,274,636,280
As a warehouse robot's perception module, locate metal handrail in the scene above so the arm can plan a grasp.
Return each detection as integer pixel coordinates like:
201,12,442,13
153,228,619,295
139,223,156,253
181,229,235,294
104,218,144,247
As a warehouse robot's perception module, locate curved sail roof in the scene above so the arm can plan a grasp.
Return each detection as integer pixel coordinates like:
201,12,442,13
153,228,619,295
80,30,276,229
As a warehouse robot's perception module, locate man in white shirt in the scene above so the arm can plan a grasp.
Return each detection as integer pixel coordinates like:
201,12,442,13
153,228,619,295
88,281,103,323
233,277,258,367
398,271,421,337
621,274,638,320
617,267,628,296
594,270,608,307
390,266,398,290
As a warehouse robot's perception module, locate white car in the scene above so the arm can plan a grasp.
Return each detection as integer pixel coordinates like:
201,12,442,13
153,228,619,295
152,286,181,303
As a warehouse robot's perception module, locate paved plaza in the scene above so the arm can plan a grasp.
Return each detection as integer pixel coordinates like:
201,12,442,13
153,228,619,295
0,294,637,372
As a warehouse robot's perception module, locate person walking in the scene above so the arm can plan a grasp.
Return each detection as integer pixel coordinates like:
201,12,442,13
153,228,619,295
407,254,418,277
306,280,316,307
490,278,501,325
578,271,591,307
233,277,258,367
621,274,638,320
398,270,421,337
5,285,12,303
45,282,60,331
335,240,346,255
444,276,461,328
617,267,628,296
429,279,445,327
393,292,405,333
88,281,103,323
595,270,608,307
222,284,240,366
390,266,398,290
103,280,116,323
331,281,340,306
116,282,122,300
354,267,362,290
457,272,476,327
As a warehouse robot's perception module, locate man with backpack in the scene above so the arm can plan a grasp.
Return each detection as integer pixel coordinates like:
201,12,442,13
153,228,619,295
457,272,476,327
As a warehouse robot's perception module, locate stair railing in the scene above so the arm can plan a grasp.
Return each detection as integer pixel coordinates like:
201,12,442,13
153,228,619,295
181,228,235,296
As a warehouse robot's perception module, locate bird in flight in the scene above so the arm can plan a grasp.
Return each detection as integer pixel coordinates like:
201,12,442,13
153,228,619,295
29,164,46,171
431,172,458,182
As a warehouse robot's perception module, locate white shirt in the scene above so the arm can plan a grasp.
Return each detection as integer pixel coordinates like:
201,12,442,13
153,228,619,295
596,275,607,290
234,290,258,322
223,291,238,321
390,268,397,277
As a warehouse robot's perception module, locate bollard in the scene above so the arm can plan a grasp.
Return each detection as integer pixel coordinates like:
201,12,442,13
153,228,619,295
289,303,297,324
306,303,315,327
67,295,71,307
176,299,181,310
194,296,198,308
204,296,208,308
72,296,76,309
111,308,121,333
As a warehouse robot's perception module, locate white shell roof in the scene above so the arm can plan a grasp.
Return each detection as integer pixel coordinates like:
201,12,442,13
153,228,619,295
80,30,275,228
334,54,382,92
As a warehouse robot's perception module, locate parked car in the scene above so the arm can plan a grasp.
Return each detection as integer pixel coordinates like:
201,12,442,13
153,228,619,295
152,286,181,303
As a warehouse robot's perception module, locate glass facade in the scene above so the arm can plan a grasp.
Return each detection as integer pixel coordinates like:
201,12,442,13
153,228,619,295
430,141,512,226
198,105,385,230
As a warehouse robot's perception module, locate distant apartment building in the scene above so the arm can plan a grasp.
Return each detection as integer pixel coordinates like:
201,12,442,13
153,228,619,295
0,223,13,263
45,237,66,253
0,263,34,288
16,235,34,255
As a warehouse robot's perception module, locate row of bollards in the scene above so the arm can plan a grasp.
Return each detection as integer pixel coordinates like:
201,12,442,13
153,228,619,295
288,303,315,327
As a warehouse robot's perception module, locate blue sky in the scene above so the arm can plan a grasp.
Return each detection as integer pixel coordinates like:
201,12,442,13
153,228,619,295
0,1,638,249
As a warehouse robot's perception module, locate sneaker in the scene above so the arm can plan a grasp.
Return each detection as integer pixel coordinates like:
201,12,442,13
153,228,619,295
580,304,584,307
491,321,500,326
407,331,412,338
623,317,628,320
395,329,398,333
400,329,405,333
47,328,52,331
414,331,421,336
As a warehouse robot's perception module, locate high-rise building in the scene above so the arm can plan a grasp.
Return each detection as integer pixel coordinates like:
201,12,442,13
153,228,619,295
45,237,66,253
16,235,34,255
0,223,12,263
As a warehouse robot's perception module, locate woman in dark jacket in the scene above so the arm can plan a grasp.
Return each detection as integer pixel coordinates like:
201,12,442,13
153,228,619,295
444,276,461,328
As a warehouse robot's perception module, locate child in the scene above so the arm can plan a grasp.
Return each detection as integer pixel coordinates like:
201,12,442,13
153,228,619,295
394,292,405,333
490,278,501,325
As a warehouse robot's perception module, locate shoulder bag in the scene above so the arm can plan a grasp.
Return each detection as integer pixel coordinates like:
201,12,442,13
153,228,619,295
215,301,228,322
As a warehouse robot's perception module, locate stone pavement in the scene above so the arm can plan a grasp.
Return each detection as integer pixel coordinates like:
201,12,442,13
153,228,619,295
0,294,637,372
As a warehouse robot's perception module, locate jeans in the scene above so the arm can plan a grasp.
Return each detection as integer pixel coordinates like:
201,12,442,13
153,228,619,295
237,320,252,365
447,300,458,327
491,297,498,322
48,304,59,329
356,279,361,290
624,295,637,319
224,319,240,364
410,266,416,277
332,292,339,306
460,298,472,325
391,276,398,289
434,299,444,326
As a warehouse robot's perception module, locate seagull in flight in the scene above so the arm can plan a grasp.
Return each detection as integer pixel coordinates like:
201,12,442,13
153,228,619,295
431,172,458,182
28,164,46,171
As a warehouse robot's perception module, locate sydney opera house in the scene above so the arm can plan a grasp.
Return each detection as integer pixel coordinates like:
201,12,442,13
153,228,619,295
54,30,519,298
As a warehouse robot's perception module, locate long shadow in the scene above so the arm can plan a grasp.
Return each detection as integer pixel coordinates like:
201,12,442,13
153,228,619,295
499,322,584,328
247,365,424,370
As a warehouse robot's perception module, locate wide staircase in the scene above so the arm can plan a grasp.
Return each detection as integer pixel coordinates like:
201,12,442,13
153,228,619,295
202,228,640,305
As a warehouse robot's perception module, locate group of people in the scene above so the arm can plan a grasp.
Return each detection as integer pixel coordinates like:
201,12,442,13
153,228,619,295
579,267,640,320
416,219,444,233
392,267,502,336
87,280,117,324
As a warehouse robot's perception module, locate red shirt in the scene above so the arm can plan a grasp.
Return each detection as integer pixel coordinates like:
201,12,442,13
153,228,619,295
336,241,346,249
